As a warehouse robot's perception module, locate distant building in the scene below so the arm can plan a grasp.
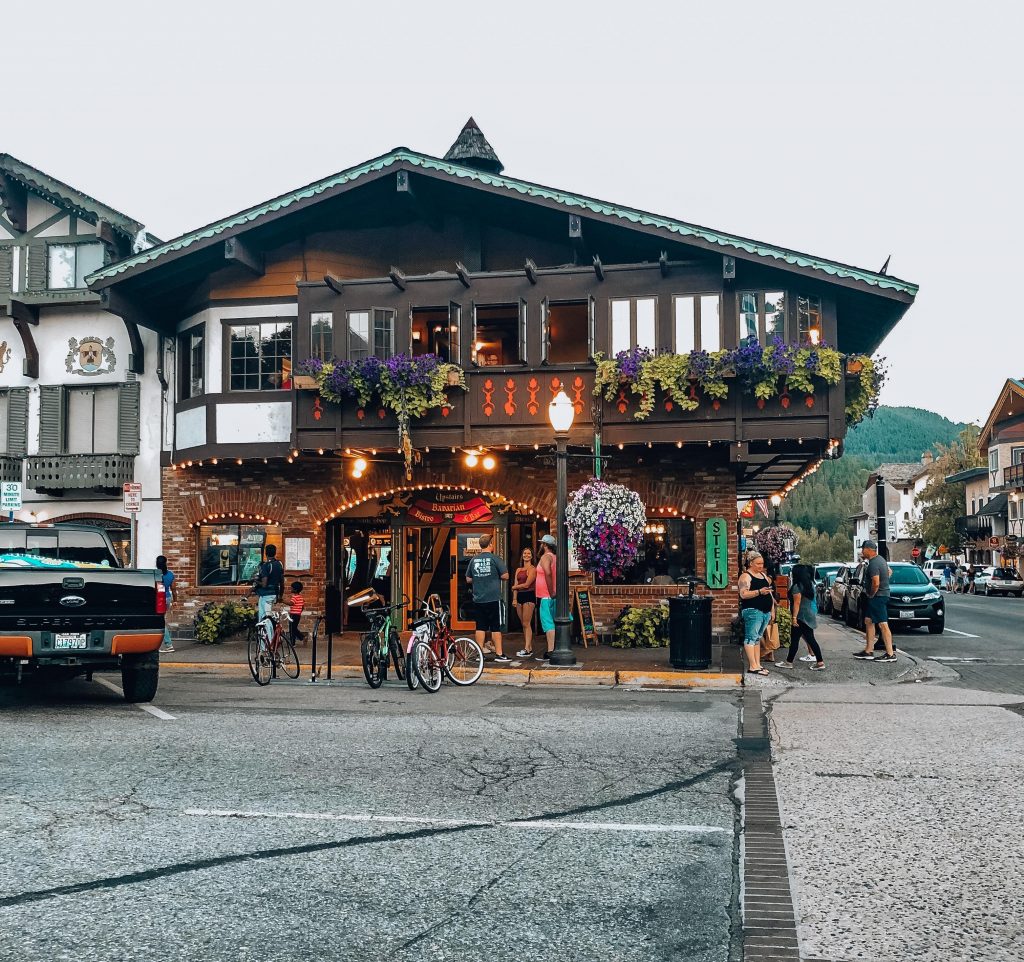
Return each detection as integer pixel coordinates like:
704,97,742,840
851,455,932,560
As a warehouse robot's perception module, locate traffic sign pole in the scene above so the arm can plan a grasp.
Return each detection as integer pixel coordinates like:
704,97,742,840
123,483,143,568
1,482,23,522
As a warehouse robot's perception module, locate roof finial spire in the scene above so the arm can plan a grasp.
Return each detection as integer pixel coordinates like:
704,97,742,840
444,117,504,175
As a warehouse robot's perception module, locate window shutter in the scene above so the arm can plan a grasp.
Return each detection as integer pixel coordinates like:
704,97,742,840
38,385,65,454
0,246,12,291
6,388,29,457
26,244,48,291
117,381,141,455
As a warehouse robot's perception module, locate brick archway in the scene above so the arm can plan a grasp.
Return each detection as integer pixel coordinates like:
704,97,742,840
46,511,132,526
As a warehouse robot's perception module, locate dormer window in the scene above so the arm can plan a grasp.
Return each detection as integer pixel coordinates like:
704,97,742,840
47,243,104,290
796,294,823,346
738,291,786,345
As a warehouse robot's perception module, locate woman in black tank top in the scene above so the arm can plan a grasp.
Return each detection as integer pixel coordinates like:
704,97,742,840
738,551,775,675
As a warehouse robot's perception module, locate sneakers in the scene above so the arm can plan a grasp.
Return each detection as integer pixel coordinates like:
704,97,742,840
493,655,511,663
875,653,897,663
777,661,795,669
809,663,826,671
534,653,551,662
799,655,816,663
853,650,875,660
159,645,175,653
515,649,530,658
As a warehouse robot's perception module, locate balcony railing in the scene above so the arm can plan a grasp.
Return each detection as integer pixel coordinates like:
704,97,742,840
956,514,993,541
1004,462,1024,490
26,454,135,493
0,456,22,485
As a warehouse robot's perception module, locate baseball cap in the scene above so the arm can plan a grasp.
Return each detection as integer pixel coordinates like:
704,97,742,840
861,539,877,550
540,534,557,547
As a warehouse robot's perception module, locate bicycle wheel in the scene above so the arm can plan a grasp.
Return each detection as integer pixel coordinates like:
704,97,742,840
412,640,443,693
388,629,406,681
248,631,273,686
361,632,384,689
277,639,300,679
445,636,484,686
406,648,419,691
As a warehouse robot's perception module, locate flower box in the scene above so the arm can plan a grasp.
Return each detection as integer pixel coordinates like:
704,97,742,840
292,374,318,390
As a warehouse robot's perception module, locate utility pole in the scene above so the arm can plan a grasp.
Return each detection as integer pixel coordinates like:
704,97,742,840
875,475,889,560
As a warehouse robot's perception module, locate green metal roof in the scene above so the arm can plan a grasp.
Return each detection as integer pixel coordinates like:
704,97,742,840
0,153,143,237
87,149,918,296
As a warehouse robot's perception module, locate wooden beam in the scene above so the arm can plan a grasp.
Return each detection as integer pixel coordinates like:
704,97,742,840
0,172,27,233
524,259,538,285
324,273,344,296
388,266,406,291
97,288,150,373
455,262,472,289
224,237,264,276
3,299,40,378
659,251,669,277
592,255,604,282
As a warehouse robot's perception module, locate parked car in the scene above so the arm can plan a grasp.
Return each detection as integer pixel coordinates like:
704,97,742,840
830,566,855,621
972,566,996,592
985,566,1024,597
814,564,845,616
845,561,944,633
923,559,957,587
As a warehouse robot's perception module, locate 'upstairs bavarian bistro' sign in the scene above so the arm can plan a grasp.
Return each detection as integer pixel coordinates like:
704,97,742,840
407,491,494,525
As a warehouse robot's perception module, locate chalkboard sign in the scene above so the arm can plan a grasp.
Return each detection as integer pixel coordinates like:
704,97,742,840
573,589,597,648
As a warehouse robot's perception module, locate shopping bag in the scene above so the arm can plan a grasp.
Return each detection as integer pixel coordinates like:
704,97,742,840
761,619,781,654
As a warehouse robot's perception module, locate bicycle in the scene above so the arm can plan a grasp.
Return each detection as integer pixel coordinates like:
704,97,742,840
360,599,407,688
410,603,484,693
247,607,300,686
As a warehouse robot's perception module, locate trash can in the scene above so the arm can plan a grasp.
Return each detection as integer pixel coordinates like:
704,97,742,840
668,594,713,669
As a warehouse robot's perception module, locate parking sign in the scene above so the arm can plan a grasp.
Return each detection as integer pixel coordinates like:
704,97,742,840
123,482,142,513
1,482,22,512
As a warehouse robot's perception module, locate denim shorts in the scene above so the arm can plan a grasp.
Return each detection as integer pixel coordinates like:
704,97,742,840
741,608,772,645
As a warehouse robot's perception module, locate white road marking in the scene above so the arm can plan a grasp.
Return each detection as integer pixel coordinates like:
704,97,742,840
94,677,176,720
184,808,726,835
942,629,982,638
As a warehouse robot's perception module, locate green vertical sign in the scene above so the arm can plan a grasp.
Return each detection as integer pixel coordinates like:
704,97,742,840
705,517,729,589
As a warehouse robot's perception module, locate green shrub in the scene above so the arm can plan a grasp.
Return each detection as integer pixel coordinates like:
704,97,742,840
775,606,793,647
193,600,257,645
612,604,668,648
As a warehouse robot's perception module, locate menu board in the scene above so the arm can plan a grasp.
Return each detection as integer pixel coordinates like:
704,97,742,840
573,589,597,647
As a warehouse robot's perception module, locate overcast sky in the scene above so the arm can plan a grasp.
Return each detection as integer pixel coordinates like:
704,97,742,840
6,0,1020,426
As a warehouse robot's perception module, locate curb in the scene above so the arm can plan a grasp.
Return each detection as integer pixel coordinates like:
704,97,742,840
159,662,740,690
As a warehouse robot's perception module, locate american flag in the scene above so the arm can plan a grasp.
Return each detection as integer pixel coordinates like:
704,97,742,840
755,498,771,518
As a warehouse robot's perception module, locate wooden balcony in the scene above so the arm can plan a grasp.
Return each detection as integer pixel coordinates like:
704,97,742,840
1003,462,1024,490
294,365,848,453
26,454,135,493
0,456,21,485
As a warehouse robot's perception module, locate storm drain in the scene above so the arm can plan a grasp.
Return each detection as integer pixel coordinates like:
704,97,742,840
741,691,800,961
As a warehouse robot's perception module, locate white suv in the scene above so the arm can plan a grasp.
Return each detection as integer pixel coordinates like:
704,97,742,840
923,560,956,587
985,567,1024,597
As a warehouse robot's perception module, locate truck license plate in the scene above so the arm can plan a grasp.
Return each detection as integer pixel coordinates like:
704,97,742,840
55,633,89,650
899,610,915,620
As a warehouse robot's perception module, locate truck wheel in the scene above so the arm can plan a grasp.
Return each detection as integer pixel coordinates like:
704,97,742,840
121,652,159,703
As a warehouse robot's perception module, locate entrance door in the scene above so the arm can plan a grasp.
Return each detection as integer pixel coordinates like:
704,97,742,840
451,527,495,630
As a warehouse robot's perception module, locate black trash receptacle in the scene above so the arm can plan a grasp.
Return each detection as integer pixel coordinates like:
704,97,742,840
669,594,713,669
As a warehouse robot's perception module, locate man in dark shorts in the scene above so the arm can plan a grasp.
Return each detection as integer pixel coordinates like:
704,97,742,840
466,534,509,662
853,540,896,662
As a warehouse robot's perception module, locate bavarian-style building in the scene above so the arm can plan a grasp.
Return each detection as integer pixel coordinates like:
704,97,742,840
87,120,917,639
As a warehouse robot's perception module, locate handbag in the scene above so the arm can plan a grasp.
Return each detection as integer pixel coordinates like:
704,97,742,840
761,617,781,654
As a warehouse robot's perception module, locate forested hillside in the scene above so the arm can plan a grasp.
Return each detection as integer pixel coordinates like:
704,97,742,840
775,406,966,563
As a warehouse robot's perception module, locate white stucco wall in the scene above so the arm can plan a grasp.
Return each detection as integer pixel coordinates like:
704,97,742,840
175,407,207,450
216,402,292,444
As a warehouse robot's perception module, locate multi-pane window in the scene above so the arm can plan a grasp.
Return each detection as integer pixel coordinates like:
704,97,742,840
47,243,104,289
66,386,119,454
610,297,657,355
228,321,292,391
348,309,395,360
796,294,822,346
197,523,283,587
1012,447,1024,466
473,303,525,366
179,328,205,400
673,294,721,353
739,291,787,345
310,312,333,362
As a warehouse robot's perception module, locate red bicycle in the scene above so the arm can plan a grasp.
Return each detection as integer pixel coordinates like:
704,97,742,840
408,600,484,693
247,607,300,685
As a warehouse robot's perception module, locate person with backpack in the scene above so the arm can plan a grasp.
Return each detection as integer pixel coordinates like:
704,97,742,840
156,555,175,653
251,544,284,619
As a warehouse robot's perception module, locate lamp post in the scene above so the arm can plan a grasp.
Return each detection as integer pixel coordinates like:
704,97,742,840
548,387,576,667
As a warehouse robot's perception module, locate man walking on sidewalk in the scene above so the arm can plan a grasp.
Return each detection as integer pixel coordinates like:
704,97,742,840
466,534,510,662
853,540,896,662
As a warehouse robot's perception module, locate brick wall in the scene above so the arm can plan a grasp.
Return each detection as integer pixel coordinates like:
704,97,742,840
160,452,739,636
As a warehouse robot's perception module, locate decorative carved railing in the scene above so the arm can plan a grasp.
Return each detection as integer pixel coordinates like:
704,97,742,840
26,454,135,492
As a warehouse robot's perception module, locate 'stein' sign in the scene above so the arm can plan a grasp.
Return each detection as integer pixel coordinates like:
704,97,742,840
704,517,729,589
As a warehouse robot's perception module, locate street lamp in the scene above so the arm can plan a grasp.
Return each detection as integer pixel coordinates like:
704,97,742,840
548,386,576,666
770,493,782,526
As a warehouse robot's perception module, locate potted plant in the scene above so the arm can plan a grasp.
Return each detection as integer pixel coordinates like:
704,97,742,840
565,478,646,580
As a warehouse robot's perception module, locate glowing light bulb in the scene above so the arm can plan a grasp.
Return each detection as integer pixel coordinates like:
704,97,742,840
354,457,368,473
482,455,496,471
465,453,479,468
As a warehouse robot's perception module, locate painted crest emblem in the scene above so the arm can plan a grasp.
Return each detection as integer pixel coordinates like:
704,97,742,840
0,342,10,374
66,336,117,376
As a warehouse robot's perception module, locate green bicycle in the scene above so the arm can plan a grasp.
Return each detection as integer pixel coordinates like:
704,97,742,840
360,601,406,688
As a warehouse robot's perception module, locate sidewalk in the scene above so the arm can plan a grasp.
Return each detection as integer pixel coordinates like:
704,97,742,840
160,629,745,689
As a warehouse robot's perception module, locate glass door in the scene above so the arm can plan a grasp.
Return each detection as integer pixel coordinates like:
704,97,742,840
451,527,495,630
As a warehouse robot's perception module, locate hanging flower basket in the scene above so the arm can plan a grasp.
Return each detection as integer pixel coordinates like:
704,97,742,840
565,479,646,580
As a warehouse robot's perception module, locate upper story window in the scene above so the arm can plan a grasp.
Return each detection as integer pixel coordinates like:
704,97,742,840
796,294,822,346
738,291,786,345
411,307,458,362
47,243,104,290
990,448,1000,484
610,297,657,355
1012,446,1024,466
179,328,205,400
227,321,292,391
66,386,120,454
543,300,592,364
348,309,395,360
310,312,334,362
673,294,721,353
474,303,526,366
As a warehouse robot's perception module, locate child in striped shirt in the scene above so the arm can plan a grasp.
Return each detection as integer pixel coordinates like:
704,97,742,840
288,581,306,645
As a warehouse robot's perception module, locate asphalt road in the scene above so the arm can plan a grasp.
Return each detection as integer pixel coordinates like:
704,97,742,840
0,674,744,962
892,592,1024,695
